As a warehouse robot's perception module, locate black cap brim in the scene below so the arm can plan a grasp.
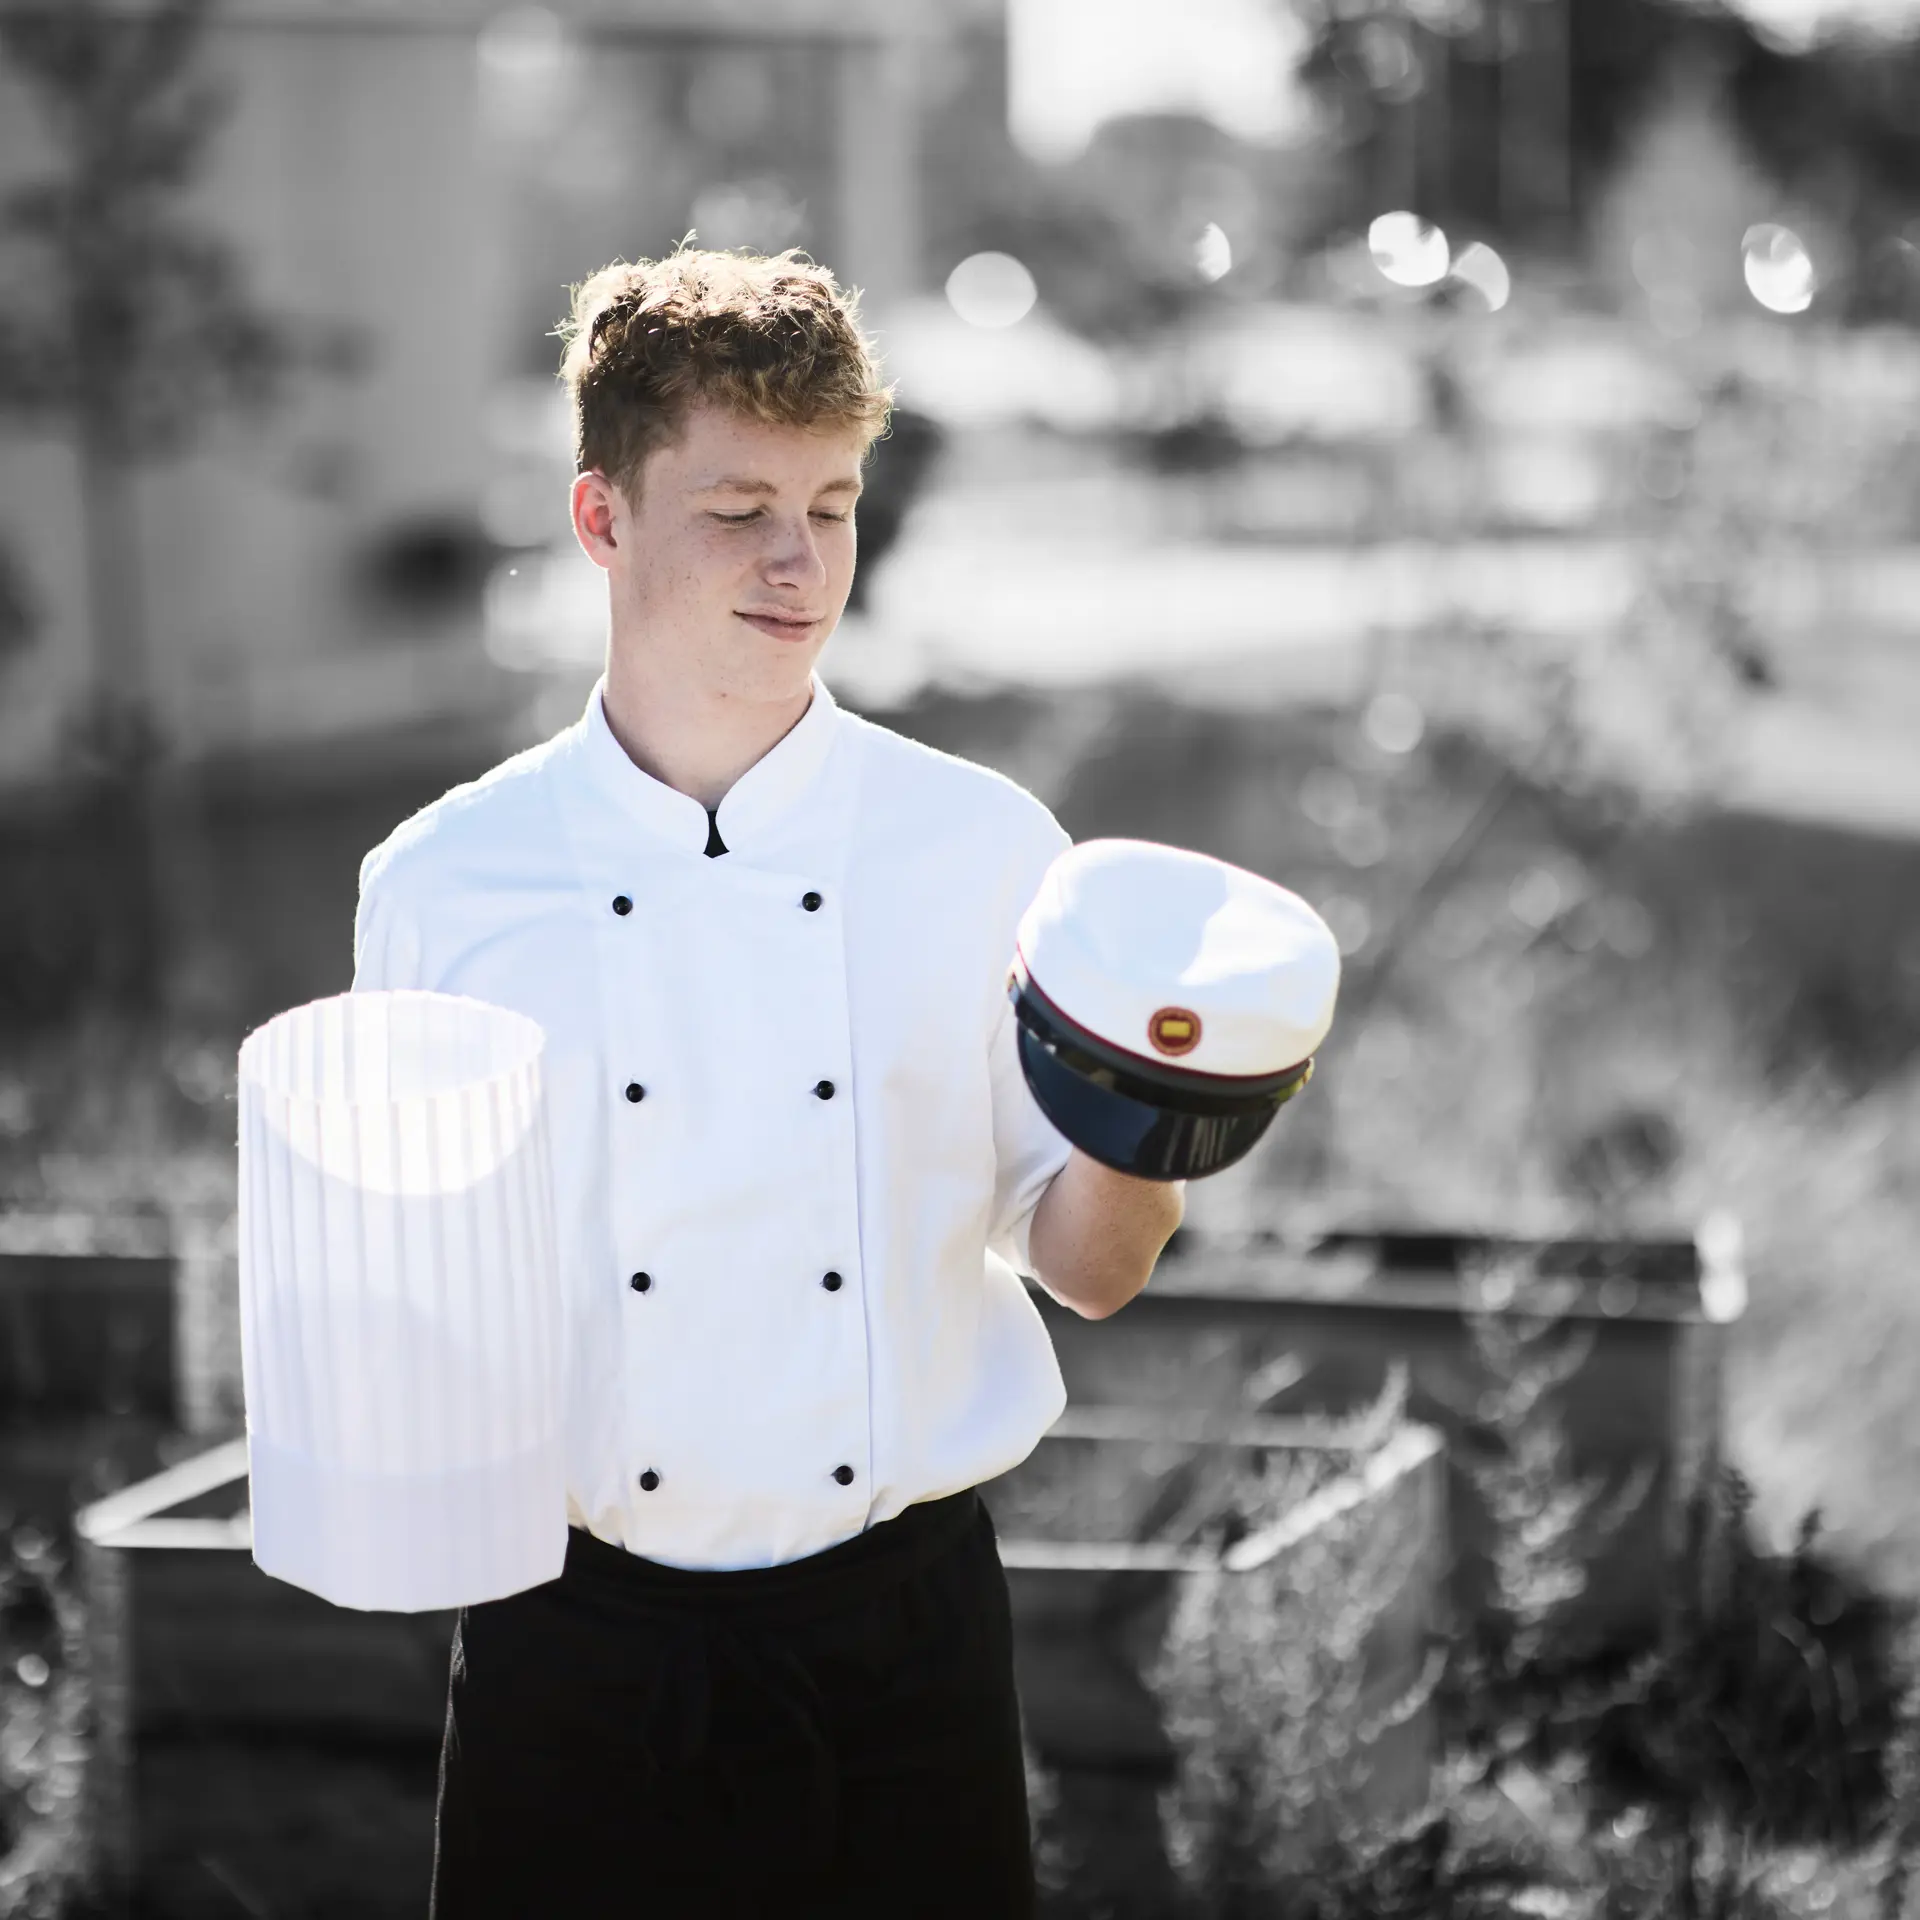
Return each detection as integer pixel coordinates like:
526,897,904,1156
1017,1021,1285,1178
1011,962,1315,1181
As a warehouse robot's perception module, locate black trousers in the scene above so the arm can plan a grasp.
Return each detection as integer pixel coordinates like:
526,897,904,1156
428,1488,1035,1918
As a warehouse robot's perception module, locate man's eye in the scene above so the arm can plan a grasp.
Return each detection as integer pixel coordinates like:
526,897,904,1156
709,508,851,525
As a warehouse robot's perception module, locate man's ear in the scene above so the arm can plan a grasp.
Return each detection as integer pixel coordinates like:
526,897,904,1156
570,470,621,570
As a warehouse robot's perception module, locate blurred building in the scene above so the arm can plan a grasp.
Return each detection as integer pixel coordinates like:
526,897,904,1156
0,0,1004,788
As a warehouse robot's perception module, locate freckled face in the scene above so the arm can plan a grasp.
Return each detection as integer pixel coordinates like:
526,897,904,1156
585,402,866,704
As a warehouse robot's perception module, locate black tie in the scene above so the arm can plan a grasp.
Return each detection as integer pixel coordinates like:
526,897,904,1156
704,809,727,858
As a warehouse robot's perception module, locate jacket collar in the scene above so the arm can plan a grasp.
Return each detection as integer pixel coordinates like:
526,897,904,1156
575,671,842,858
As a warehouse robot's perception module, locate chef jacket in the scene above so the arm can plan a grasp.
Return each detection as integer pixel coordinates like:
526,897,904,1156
350,670,1075,1572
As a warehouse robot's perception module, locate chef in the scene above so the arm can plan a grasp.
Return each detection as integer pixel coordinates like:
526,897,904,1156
349,246,1185,1919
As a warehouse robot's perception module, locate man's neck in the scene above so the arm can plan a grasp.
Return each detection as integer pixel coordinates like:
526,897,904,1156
600,657,814,814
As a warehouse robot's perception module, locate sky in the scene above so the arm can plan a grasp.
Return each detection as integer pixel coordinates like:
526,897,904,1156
1007,0,1920,163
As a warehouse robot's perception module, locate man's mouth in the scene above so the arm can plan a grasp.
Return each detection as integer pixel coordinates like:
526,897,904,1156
737,611,821,642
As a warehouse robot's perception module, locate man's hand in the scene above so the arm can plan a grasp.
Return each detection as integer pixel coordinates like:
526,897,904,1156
1026,1149,1185,1320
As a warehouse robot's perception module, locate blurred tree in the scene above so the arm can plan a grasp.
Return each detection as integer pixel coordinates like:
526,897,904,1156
954,113,1250,350
0,0,351,1016
1291,0,1920,314
951,110,1346,462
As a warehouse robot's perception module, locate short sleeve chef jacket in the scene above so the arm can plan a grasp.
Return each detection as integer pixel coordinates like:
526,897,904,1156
351,671,1075,1572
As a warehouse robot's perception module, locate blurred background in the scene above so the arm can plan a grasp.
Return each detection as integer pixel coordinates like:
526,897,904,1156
2,0,1920,1913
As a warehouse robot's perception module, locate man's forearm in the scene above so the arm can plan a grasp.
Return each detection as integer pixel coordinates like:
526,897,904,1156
1026,1148,1185,1320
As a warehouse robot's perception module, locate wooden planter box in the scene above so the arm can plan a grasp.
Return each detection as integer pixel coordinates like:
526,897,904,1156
983,1415,1448,1913
1032,1223,1740,1655
72,1416,1445,1915
72,1444,452,1916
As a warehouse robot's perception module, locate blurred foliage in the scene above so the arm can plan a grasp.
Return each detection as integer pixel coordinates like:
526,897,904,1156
1373,315,1920,821
0,1524,94,1919
1293,0,1920,316
0,1008,236,1211
1437,1263,1912,1904
1123,1255,1920,1918
934,105,1346,457
1151,1372,1453,1910
1874,1656,1920,1920
1586,1479,1905,1849
0,789,154,1032
1444,1259,1656,1683
943,113,1286,346
1278,309,1920,1210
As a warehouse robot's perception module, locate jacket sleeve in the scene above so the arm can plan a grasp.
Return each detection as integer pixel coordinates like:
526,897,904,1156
984,811,1074,1276
351,846,426,994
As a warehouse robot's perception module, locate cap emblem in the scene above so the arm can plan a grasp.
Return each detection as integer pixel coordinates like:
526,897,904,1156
1147,1006,1202,1057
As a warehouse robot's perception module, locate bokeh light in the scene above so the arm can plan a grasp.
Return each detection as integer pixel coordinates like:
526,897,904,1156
1449,241,1511,312
1194,223,1233,284
688,178,806,254
1333,811,1389,868
1368,212,1450,289
1299,765,1359,831
476,4,565,80
1630,228,1695,297
1509,867,1565,930
1341,18,1421,99
1319,894,1374,957
476,6,580,139
945,251,1039,329
1364,691,1427,754
1742,224,1816,315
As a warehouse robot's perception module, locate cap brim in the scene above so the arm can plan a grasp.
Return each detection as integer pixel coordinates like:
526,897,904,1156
1017,1022,1286,1180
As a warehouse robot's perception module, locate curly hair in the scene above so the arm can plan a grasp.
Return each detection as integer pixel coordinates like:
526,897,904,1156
554,244,894,501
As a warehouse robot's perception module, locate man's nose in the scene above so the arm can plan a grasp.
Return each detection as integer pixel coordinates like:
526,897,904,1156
763,516,829,588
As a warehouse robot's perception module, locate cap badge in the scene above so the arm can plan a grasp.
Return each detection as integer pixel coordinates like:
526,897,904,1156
1147,1007,1202,1057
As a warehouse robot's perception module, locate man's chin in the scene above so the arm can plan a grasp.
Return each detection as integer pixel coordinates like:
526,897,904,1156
721,624,834,697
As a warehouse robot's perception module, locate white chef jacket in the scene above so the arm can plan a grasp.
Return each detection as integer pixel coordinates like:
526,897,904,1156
350,670,1075,1571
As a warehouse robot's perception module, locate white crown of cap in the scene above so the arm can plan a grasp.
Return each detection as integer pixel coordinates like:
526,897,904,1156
1015,838,1341,1078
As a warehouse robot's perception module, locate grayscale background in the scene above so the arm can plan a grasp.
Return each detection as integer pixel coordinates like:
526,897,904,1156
1,2,1917,1916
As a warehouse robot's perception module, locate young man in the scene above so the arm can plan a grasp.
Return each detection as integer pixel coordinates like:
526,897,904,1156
351,247,1183,1918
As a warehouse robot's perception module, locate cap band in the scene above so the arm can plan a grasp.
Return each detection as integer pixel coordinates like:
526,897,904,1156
1009,958,1312,1117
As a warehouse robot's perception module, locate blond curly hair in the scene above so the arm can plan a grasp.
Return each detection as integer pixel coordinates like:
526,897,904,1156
554,244,894,500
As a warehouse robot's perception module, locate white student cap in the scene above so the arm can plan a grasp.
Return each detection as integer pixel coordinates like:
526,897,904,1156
1014,838,1340,1078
